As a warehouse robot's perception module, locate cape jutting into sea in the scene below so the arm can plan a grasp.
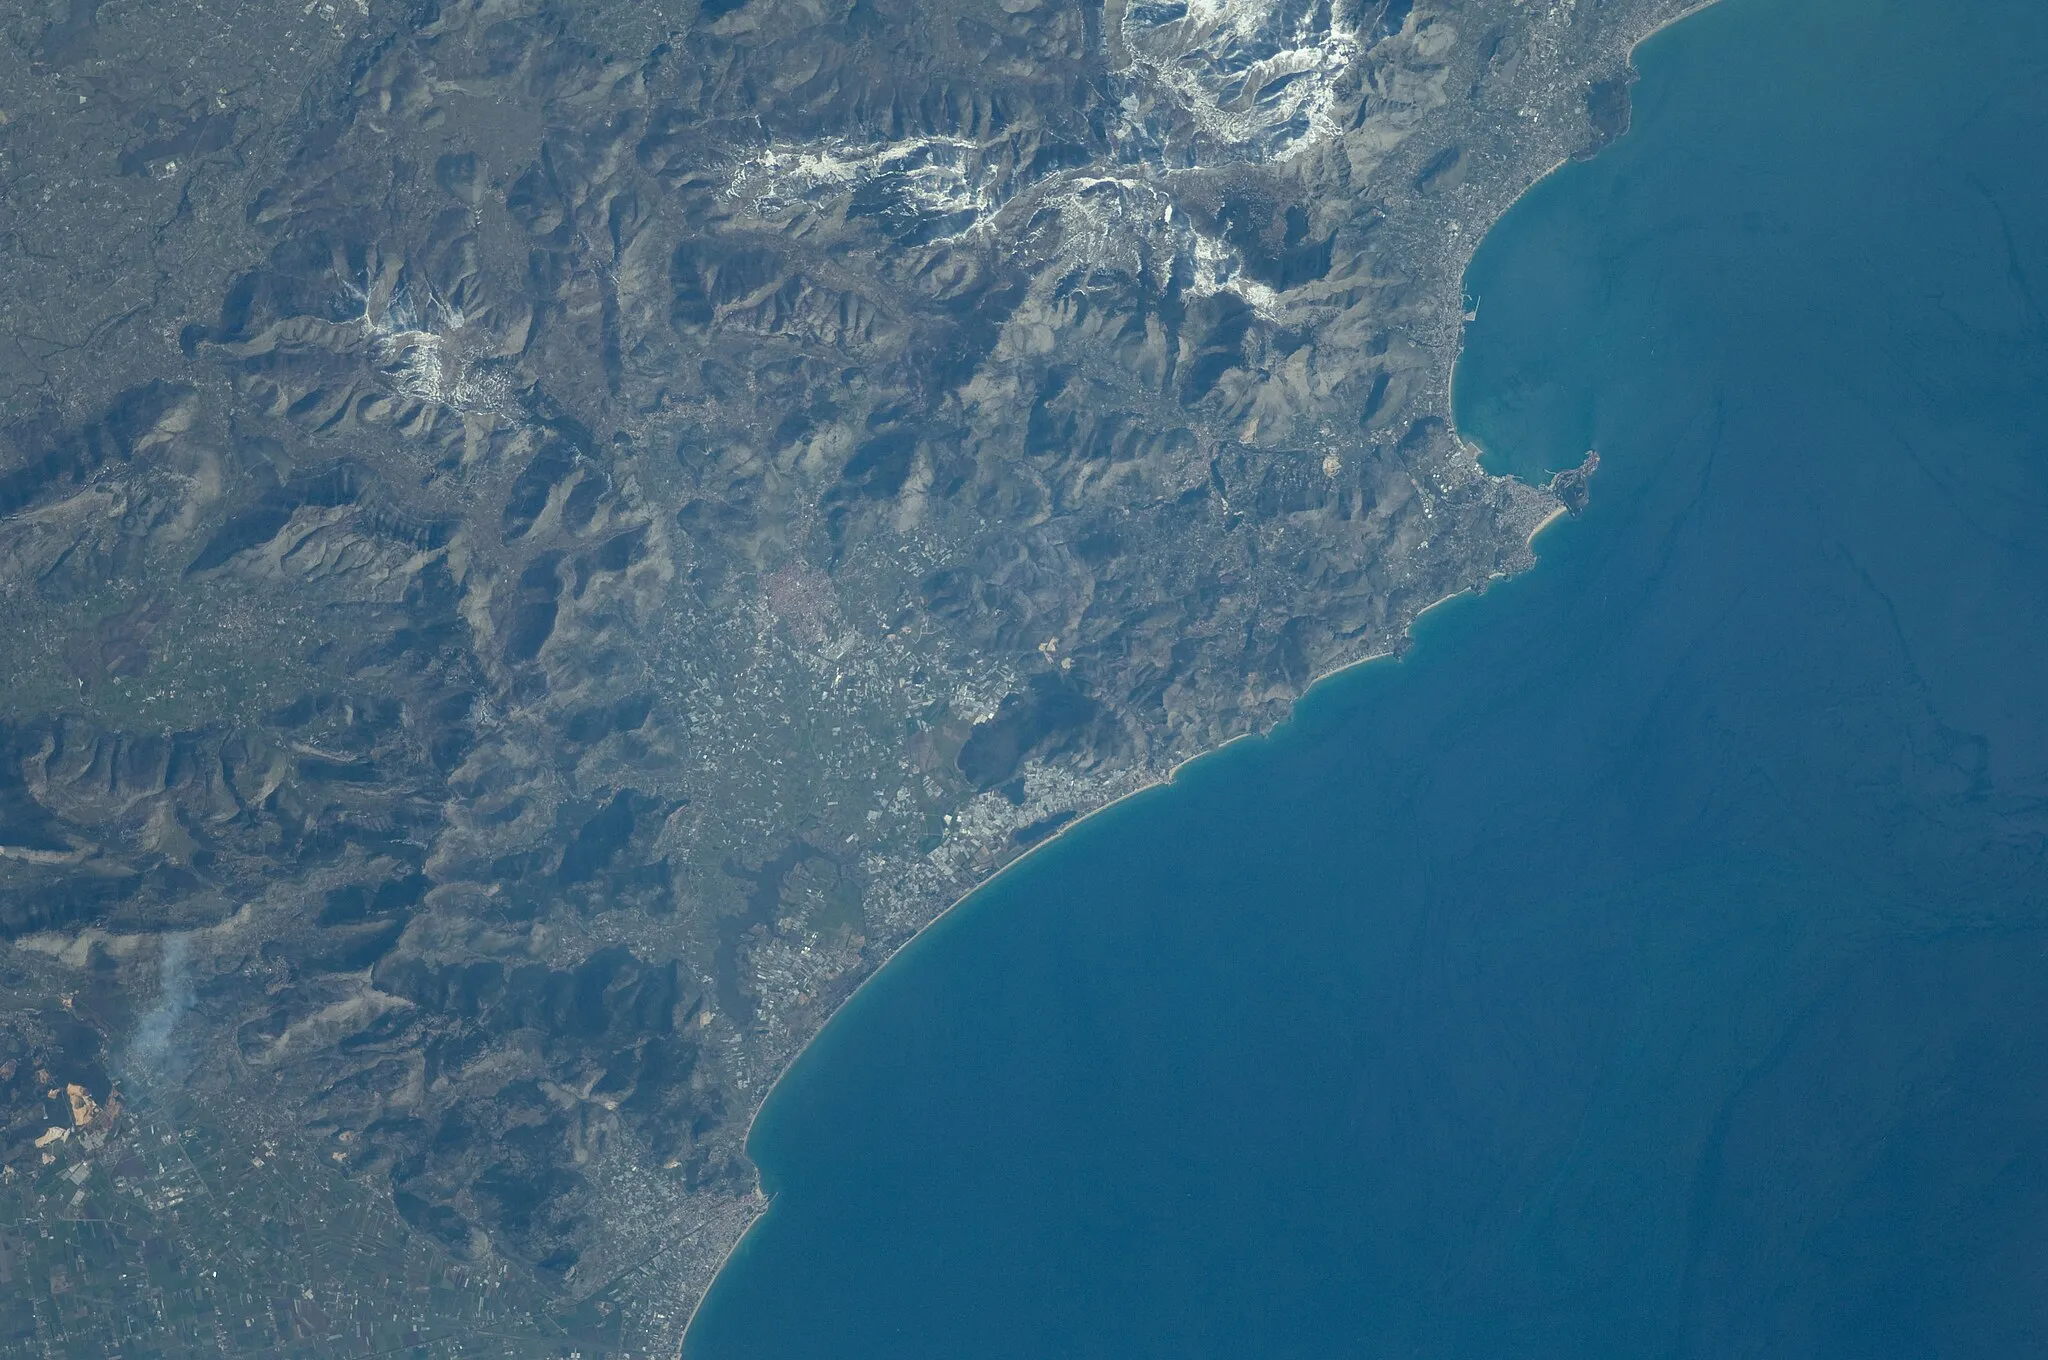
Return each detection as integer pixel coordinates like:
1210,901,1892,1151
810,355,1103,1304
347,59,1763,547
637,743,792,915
686,0,2048,1353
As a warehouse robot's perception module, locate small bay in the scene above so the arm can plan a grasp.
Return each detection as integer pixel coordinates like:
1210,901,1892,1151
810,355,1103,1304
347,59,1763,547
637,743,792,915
687,0,2048,1354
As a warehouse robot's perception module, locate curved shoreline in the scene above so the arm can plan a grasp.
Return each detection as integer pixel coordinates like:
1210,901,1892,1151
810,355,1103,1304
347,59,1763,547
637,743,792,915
671,2,1727,1352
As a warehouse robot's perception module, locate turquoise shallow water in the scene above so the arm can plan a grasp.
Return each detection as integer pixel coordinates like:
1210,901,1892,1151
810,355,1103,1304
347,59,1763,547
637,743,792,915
687,0,2048,1354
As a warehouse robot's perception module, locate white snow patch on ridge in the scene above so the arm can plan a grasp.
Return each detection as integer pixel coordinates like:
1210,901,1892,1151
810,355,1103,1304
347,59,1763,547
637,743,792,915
1120,0,1363,162
723,136,1006,240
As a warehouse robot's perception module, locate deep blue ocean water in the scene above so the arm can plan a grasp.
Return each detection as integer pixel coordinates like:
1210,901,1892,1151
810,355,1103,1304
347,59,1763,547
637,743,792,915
685,0,2048,1354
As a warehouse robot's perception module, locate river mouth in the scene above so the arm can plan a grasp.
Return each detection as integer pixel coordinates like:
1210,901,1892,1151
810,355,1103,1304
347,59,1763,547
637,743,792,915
686,0,2048,1355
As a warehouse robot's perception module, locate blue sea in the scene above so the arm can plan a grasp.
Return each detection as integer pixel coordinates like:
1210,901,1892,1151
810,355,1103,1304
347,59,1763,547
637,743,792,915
685,0,2048,1353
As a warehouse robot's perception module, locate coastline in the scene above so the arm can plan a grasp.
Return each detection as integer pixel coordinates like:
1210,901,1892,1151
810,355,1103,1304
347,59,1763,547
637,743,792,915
673,519,1560,1348
674,502,1572,1350
1526,504,1570,546
669,2,1728,1353
670,725,1256,1349
1438,0,1725,424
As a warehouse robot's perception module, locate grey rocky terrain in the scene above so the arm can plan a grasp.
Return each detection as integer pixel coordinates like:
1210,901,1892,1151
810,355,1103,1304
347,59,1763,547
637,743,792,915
1,0,1703,1351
